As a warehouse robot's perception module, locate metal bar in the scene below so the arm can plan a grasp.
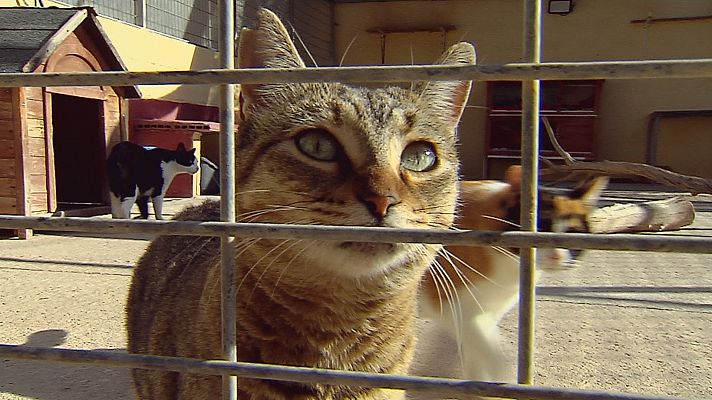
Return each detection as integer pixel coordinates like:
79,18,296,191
518,0,542,385
3,59,712,87
134,0,146,27
2,215,712,253
0,345,683,400
218,0,237,398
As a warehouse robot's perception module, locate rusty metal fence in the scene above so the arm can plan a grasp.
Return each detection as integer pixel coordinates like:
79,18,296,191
1,0,711,399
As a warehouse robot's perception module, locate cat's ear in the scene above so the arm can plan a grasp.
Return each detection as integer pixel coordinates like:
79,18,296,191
570,175,609,207
238,8,306,120
176,142,186,151
415,42,476,130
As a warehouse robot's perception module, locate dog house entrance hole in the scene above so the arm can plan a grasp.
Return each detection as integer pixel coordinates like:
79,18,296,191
51,93,105,211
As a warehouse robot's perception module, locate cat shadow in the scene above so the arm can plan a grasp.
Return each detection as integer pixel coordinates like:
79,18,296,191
1,329,132,400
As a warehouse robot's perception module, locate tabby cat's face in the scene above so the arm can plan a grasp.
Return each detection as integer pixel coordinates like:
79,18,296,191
236,9,475,277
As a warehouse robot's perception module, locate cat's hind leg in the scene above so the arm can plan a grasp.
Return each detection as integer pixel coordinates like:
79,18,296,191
136,196,150,219
151,195,164,220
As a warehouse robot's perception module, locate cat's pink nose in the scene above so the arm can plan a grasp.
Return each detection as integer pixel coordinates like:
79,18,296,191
361,194,400,219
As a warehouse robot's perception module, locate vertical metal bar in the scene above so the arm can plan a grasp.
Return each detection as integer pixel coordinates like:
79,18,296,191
218,0,236,399
517,0,542,385
134,0,146,27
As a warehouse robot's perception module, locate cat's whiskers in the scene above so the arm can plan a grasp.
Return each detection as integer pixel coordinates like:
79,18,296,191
237,188,315,198
339,34,359,67
237,238,294,296
439,247,503,288
427,255,467,372
239,205,310,222
246,239,307,304
176,237,221,279
481,214,521,229
236,218,319,298
491,245,519,261
437,249,486,311
270,240,316,299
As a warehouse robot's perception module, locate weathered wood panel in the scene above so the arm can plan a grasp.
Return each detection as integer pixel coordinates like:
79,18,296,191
0,196,17,214
24,87,43,102
28,156,46,175
0,101,12,121
0,177,16,197
30,192,48,213
27,137,45,157
0,124,13,140
0,159,15,178
26,118,45,138
29,173,46,190
0,139,14,158
26,98,44,121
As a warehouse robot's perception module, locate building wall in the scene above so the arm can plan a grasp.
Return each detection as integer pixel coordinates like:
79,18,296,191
1,0,222,106
334,0,712,178
0,88,18,214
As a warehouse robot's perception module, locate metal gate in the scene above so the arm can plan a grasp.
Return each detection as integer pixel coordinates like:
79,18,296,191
1,1,711,399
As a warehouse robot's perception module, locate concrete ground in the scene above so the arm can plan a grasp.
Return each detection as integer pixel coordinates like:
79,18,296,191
0,189,710,399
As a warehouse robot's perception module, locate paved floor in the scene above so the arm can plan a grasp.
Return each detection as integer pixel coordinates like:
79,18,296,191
0,191,710,399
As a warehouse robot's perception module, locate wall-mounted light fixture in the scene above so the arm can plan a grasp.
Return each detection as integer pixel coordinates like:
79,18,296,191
548,0,574,15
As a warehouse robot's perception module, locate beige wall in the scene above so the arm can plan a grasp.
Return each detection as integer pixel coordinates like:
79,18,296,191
334,0,712,178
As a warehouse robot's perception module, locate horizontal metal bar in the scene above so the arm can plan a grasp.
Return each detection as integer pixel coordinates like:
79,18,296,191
1,215,711,253
0,345,681,400
1,59,712,88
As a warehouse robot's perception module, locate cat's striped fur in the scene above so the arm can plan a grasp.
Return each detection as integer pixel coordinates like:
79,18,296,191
126,8,475,400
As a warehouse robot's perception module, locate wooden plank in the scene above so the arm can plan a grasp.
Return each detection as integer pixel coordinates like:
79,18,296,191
0,124,14,140
0,139,14,158
0,196,17,214
28,155,46,175
23,87,43,102
0,177,16,197
13,87,30,218
26,118,45,138
29,173,47,193
30,193,48,213
0,158,15,178
43,91,56,213
27,137,46,157
0,98,12,120
25,98,44,120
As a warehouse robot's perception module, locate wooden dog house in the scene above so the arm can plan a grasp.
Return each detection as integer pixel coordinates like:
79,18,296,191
0,7,140,237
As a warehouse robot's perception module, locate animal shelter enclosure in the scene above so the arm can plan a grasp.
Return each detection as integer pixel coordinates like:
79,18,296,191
1,1,711,399
0,7,140,237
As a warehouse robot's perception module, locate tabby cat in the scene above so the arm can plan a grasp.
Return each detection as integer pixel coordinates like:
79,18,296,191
126,8,474,400
420,166,607,382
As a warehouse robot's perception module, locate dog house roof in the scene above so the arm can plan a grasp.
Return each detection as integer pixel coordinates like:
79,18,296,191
0,6,140,98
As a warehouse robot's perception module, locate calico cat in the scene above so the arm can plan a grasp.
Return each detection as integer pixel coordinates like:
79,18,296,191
106,141,198,220
126,8,474,400
420,165,607,382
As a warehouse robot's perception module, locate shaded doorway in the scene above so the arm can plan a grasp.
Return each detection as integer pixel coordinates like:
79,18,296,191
51,93,105,210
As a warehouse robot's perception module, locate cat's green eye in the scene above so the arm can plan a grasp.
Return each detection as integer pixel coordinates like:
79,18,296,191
401,141,437,172
295,129,339,162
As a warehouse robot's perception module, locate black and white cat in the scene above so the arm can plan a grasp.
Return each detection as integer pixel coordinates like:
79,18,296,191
106,141,199,220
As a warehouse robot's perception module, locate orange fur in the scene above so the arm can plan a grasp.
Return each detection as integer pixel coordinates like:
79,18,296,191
420,166,608,382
